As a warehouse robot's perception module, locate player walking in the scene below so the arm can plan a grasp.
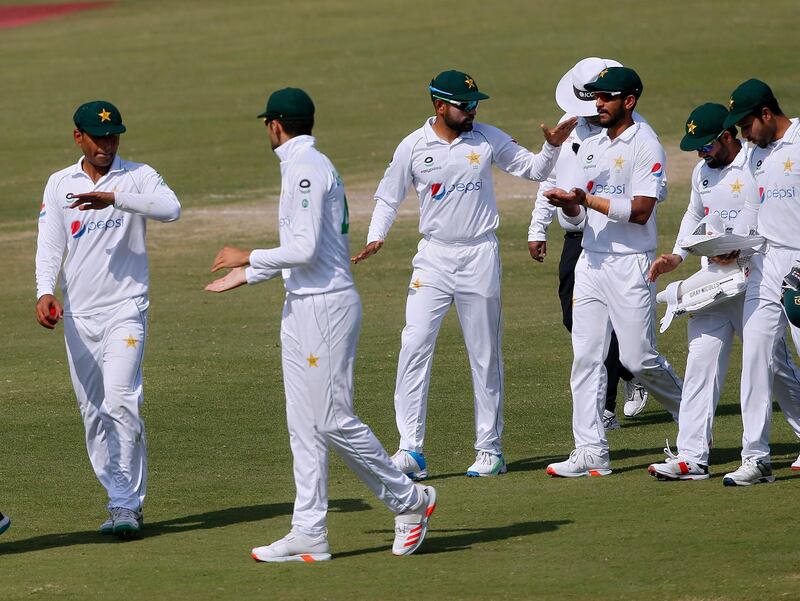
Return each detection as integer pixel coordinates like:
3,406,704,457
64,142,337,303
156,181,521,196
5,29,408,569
647,103,800,480
528,57,654,428
352,70,576,479
35,101,181,536
722,79,800,485
543,67,684,477
206,88,436,561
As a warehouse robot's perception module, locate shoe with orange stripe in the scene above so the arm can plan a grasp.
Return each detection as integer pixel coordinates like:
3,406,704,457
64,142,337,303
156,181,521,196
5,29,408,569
392,484,436,556
546,448,611,478
251,529,332,563
648,441,709,481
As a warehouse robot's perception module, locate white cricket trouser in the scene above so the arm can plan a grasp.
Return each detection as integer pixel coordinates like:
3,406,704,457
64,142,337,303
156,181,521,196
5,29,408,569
281,287,420,536
571,250,683,454
741,245,800,461
676,296,800,465
63,297,148,511
394,234,504,455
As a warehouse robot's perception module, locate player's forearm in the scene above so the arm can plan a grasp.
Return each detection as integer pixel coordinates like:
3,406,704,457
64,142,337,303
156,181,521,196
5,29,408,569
672,209,703,257
505,142,559,182
366,198,398,243
733,198,760,235
249,232,320,270
114,191,181,222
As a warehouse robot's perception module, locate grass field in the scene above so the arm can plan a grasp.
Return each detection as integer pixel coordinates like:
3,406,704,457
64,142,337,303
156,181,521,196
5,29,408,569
3,1,800,600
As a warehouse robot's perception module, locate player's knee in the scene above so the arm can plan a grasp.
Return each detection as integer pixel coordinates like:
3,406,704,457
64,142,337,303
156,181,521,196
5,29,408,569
400,324,436,352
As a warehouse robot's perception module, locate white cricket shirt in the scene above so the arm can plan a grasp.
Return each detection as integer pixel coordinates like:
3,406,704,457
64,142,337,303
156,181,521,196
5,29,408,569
36,155,181,316
528,112,656,241
246,135,354,295
566,122,667,254
368,117,559,244
748,117,800,249
673,144,755,262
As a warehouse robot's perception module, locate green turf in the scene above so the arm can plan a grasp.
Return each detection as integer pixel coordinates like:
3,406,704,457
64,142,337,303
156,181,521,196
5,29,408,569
3,1,800,600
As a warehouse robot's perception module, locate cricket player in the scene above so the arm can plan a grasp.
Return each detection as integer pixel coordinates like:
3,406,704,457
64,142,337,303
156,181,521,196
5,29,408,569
35,101,181,536
722,79,800,485
351,70,577,479
543,67,684,477
205,87,436,561
0,511,9,535
529,57,653,428
647,103,800,480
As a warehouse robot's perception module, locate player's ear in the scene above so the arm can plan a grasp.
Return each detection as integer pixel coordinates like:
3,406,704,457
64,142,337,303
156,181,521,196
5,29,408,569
73,129,83,145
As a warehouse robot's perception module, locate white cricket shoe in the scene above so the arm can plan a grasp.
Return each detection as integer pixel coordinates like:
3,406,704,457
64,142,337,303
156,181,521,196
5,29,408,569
602,410,621,431
251,529,332,563
393,484,436,556
391,449,428,481
465,451,507,477
792,453,800,471
111,507,143,537
546,448,612,478
623,380,649,417
723,458,775,486
647,440,709,481
0,512,10,535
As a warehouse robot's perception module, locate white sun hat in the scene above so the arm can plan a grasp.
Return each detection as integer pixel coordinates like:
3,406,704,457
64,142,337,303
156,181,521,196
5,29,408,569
555,57,623,116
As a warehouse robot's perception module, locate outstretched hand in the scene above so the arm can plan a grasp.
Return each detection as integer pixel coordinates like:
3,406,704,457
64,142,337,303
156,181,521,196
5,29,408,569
211,246,251,272
205,266,247,293
351,240,384,264
541,116,578,147
543,187,585,208
68,191,115,211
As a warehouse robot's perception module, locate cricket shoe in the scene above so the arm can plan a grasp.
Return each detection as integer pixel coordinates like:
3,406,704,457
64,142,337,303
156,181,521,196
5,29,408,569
466,451,507,477
546,448,612,478
393,484,436,556
391,449,428,481
723,458,775,486
602,410,621,431
251,529,332,563
111,507,143,537
792,453,800,471
0,512,10,535
647,440,709,481
623,380,649,417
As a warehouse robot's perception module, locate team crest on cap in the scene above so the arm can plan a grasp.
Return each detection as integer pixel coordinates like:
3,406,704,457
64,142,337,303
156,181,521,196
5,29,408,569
687,120,697,134
98,108,112,122
598,69,609,78
465,77,475,89
728,97,735,110
651,163,663,177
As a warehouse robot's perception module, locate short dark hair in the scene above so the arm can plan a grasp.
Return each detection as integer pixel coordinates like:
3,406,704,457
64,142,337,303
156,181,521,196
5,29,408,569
725,126,738,138
277,117,314,136
754,97,784,119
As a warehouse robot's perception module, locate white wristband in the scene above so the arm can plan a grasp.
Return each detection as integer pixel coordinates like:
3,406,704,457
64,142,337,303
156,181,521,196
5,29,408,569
607,198,632,222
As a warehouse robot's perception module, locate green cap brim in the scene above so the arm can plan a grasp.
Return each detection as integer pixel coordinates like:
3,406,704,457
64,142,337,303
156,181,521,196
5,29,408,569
680,131,719,152
723,108,751,130
79,124,126,136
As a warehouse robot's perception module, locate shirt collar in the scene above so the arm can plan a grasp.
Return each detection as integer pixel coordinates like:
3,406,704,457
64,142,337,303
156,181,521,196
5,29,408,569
726,143,749,171
274,135,316,163
774,117,800,148
71,154,124,179
599,121,641,145
423,116,474,145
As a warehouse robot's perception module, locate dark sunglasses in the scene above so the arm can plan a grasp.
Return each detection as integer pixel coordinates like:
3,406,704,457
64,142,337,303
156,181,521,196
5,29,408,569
698,132,724,153
431,94,478,112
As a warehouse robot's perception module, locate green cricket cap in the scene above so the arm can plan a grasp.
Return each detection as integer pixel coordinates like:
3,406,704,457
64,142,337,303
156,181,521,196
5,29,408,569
584,66,643,98
723,78,776,129
784,288,800,328
680,103,729,151
73,100,126,136
257,87,315,121
429,70,490,102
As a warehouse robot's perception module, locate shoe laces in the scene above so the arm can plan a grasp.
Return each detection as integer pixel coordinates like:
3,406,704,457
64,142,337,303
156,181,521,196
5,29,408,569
568,448,594,466
662,439,681,463
476,451,497,466
110,507,139,522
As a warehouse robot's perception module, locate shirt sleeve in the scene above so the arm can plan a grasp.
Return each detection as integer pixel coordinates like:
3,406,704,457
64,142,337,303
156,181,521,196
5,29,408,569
249,163,327,270
631,139,666,199
528,173,557,242
35,176,67,299
245,266,281,284
485,125,560,182
114,165,181,222
671,163,706,259
367,140,414,243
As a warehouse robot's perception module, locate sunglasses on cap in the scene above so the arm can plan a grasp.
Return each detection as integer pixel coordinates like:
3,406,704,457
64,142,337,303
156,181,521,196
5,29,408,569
429,87,478,112
593,91,624,102
698,132,725,153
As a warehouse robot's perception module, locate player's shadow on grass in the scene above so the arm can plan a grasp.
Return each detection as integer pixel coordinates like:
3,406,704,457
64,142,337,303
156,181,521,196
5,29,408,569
0,498,371,556
338,519,573,558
